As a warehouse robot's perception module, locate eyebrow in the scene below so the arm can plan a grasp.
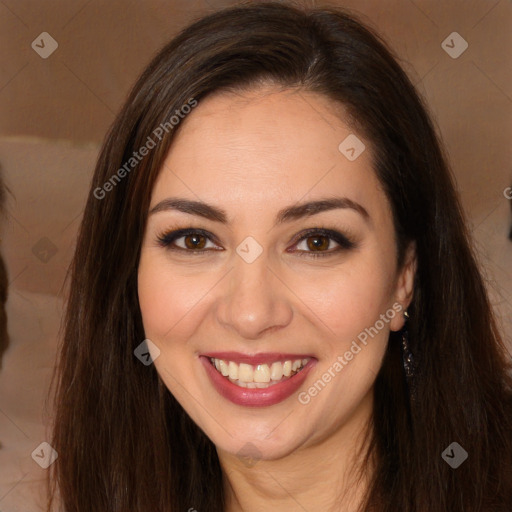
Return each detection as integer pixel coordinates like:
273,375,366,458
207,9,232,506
149,196,370,225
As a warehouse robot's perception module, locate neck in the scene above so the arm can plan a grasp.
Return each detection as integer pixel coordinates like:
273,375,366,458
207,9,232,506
219,389,376,512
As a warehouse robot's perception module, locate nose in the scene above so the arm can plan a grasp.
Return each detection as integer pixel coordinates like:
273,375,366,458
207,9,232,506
215,255,293,340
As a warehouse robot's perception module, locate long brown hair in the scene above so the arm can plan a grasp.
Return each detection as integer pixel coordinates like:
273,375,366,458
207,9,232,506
47,1,512,510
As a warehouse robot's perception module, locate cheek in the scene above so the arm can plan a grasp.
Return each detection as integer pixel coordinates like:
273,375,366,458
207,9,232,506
137,254,208,402
138,263,172,337
300,251,396,340
137,252,206,339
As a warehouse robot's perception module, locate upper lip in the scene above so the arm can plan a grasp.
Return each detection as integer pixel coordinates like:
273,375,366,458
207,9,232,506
201,352,315,365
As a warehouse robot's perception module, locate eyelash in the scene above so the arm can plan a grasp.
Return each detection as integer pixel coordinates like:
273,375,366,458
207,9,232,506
156,227,356,258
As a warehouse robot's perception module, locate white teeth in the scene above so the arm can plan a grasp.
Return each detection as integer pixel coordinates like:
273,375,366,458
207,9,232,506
292,359,301,371
270,362,283,381
254,364,270,383
219,359,229,377
238,363,253,381
210,357,311,387
228,361,239,380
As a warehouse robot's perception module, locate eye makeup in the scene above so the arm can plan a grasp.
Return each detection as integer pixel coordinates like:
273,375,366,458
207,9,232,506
155,225,358,259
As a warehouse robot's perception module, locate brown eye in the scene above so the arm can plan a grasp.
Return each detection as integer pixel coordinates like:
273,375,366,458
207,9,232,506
304,234,330,252
292,228,356,258
156,228,220,253
183,233,207,250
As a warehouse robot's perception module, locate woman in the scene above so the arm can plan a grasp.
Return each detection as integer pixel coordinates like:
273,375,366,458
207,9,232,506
47,1,512,510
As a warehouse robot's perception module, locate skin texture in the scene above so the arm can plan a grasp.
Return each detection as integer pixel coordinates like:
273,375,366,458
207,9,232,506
138,86,415,511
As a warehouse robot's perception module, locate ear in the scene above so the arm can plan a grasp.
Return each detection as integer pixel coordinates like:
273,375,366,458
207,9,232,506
389,241,416,332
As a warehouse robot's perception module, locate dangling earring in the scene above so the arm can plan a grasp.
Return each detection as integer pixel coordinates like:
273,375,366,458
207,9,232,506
402,309,416,401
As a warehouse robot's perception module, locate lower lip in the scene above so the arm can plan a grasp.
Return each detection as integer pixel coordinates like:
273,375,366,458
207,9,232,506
200,356,316,407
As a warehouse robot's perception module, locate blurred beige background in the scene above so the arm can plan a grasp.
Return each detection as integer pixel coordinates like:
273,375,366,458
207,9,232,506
0,0,511,510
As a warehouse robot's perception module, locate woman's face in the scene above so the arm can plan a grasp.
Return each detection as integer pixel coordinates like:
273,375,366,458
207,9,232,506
138,86,415,461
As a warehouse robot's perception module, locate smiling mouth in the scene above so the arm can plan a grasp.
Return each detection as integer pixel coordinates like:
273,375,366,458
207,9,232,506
209,357,311,389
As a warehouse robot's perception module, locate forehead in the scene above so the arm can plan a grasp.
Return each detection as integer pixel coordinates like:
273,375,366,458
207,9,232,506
150,86,388,223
